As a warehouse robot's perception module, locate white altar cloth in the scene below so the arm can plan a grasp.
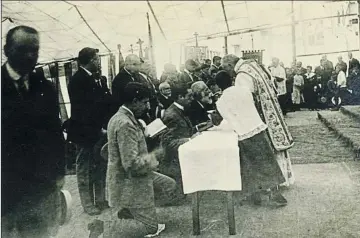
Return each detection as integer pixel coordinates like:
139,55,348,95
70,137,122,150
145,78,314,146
178,130,241,194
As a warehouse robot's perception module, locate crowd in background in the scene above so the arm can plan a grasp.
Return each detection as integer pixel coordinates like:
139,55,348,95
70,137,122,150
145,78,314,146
268,53,360,113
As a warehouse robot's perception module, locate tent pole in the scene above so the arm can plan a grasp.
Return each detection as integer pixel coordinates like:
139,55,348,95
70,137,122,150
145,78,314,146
291,0,297,63
221,0,230,33
358,0,360,51
224,36,228,55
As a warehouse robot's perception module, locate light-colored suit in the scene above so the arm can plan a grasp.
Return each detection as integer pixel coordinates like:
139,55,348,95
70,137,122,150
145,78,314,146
107,107,167,209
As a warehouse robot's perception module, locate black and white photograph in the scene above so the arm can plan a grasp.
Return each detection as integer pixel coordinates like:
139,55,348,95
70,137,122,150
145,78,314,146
1,1,360,237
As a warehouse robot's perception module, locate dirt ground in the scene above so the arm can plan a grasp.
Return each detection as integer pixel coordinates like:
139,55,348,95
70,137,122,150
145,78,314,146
56,110,360,238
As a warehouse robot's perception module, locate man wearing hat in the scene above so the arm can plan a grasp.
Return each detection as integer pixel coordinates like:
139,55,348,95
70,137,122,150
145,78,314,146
68,47,109,215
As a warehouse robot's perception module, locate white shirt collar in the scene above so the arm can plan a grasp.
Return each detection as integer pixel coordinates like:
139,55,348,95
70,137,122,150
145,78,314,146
124,67,135,81
184,69,193,81
6,63,22,81
174,102,184,111
197,101,204,108
121,105,134,117
80,66,92,76
161,93,168,99
124,67,132,75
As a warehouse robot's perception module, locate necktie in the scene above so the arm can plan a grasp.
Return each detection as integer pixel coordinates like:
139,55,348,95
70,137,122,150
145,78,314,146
17,76,28,98
96,79,101,87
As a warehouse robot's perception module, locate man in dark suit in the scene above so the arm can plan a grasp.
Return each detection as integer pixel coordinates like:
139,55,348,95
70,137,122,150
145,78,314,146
178,59,198,87
160,83,196,193
111,54,142,110
67,47,109,215
2,25,65,237
188,81,213,126
139,60,158,122
209,56,222,78
348,52,359,76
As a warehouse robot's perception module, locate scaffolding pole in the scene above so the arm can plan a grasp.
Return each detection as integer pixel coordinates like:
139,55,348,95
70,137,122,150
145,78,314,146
221,0,230,33
291,0,296,63
224,36,228,55
180,13,357,44
358,0,360,51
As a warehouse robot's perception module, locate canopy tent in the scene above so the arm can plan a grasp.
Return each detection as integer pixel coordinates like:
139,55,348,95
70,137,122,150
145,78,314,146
1,0,357,74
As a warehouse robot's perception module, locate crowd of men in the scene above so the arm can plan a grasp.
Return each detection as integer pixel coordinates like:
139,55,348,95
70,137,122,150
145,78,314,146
1,24,358,238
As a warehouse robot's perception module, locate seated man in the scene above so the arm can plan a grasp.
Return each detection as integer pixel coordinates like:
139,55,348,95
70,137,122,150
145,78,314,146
106,82,178,237
156,82,173,119
188,81,214,126
160,83,196,194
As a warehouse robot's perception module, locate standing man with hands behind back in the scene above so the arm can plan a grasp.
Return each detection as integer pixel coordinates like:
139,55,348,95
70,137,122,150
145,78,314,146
68,47,109,215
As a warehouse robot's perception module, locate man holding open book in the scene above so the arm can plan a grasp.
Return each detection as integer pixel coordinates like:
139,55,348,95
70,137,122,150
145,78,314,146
106,82,180,237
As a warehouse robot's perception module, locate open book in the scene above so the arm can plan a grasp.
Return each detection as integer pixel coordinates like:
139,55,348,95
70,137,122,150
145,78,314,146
145,118,167,138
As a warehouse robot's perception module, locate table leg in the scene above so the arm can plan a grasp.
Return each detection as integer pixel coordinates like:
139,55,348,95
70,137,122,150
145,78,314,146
227,192,236,235
192,192,200,235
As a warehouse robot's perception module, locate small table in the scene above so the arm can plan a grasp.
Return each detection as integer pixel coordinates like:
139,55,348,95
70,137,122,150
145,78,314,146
192,191,236,236
178,130,241,236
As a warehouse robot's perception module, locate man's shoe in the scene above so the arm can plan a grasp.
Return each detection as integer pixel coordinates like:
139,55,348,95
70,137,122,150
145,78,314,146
96,201,110,211
84,206,101,216
144,224,166,238
117,208,134,219
268,192,287,207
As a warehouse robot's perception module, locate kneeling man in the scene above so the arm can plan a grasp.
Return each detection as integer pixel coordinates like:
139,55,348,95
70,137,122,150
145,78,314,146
107,82,178,236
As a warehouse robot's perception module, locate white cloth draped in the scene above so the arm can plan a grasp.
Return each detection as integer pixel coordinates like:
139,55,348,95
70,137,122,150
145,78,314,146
216,86,267,141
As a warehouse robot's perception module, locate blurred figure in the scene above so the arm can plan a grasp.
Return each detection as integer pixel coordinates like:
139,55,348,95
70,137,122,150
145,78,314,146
139,60,158,122
189,81,213,125
285,67,295,112
332,64,349,110
68,47,110,215
112,54,142,109
160,63,177,84
206,78,222,104
179,64,185,73
156,82,173,119
2,25,65,238
292,69,304,111
269,57,287,115
204,59,211,67
336,56,347,75
209,56,222,78
348,52,359,76
178,59,198,86
347,64,360,105
198,62,212,82
303,66,318,110
215,70,233,91
221,54,240,78
295,61,307,76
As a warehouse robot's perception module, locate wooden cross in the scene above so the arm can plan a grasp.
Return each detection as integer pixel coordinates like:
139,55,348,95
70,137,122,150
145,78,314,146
137,38,144,58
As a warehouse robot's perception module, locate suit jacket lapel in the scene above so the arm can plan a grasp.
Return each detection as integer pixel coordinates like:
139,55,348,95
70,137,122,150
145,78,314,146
172,104,192,128
2,64,22,100
120,107,144,133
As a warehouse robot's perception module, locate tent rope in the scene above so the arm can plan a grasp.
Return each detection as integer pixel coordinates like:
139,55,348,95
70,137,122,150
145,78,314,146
64,1,111,52
146,0,167,41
